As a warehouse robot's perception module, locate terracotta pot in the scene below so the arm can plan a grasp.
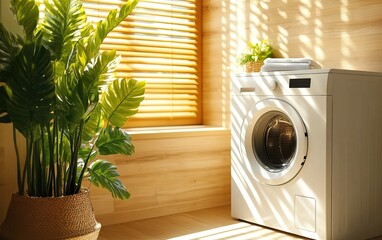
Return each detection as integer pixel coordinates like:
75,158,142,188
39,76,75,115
0,191,101,240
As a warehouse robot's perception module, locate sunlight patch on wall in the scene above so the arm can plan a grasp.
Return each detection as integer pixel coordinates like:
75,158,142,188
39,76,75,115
339,0,354,69
340,0,350,22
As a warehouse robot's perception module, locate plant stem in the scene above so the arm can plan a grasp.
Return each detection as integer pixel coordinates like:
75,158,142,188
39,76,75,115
65,121,84,195
32,139,42,196
62,124,67,194
24,131,33,196
65,129,76,195
21,138,27,195
46,122,54,196
55,118,62,197
40,125,47,196
75,144,95,193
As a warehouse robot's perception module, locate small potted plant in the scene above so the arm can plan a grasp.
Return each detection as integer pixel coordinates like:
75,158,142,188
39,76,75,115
0,0,144,239
238,39,273,72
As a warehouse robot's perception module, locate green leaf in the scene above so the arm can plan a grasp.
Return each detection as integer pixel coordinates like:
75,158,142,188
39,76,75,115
101,78,145,127
238,39,273,65
81,0,139,63
81,50,119,104
88,159,130,200
82,104,103,142
0,23,21,77
0,87,10,123
10,0,39,40
96,126,134,155
56,71,86,125
6,42,55,134
41,0,87,61
0,23,21,123
78,146,97,163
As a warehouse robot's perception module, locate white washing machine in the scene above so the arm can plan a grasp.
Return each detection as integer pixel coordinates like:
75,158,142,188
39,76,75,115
231,69,382,239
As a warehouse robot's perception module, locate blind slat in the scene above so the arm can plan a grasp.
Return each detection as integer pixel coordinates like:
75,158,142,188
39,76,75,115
107,32,196,44
103,39,197,50
101,44,196,56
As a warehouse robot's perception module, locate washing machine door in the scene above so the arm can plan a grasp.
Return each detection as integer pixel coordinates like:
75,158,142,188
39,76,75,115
240,98,308,185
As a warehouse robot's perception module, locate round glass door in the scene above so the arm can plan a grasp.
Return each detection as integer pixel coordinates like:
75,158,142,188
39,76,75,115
240,99,308,185
253,111,297,173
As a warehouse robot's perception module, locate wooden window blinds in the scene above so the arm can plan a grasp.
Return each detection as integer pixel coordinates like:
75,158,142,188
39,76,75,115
82,0,202,127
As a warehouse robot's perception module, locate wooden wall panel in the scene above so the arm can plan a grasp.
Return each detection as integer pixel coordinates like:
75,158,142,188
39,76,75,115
92,129,231,226
202,0,240,127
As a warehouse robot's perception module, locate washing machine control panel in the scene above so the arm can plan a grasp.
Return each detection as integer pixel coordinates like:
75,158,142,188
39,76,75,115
233,70,330,96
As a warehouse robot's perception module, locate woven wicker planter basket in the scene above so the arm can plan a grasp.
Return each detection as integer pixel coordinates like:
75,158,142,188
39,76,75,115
245,61,264,72
0,191,101,240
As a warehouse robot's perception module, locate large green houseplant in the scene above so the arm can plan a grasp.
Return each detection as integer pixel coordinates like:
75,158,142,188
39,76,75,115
0,0,144,238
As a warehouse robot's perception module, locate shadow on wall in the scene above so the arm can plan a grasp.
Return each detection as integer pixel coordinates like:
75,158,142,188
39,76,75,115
220,0,382,73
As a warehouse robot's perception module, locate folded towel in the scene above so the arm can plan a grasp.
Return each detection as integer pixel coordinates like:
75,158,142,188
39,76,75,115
264,58,312,64
261,63,311,72
262,62,311,67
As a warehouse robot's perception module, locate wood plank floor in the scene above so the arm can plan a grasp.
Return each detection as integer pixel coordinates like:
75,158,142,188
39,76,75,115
98,205,308,240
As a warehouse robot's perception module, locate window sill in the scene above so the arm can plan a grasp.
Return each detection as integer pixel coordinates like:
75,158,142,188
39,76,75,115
124,125,230,140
